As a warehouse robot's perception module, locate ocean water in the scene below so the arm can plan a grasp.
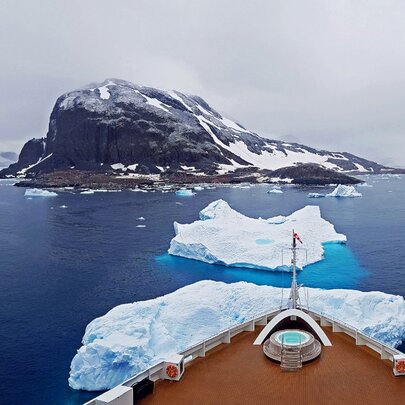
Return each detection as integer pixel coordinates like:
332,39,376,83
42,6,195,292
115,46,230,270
0,175,404,405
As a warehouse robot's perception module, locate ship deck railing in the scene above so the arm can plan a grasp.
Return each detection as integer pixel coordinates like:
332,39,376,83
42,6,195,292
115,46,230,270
83,304,402,405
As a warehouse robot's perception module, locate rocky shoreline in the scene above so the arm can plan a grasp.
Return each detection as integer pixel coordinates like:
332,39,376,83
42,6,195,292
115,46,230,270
12,164,363,191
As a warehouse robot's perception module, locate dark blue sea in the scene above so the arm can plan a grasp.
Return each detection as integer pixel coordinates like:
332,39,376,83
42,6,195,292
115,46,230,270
0,175,404,404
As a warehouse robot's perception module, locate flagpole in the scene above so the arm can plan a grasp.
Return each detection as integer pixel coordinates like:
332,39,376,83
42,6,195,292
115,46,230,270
290,229,298,309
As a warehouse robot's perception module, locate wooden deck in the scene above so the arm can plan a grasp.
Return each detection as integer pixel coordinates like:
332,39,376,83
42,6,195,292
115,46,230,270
140,326,405,405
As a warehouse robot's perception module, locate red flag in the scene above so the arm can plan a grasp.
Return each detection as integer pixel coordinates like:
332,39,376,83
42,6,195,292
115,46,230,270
293,232,303,244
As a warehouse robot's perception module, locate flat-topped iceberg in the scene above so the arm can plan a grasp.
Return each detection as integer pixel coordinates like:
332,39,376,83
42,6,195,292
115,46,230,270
69,280,405,391
326,184,362,198
175,188,195,197
24,188,58,197
169,200,346,270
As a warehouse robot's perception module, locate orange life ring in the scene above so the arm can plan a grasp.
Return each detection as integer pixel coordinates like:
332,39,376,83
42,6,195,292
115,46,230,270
166,364,178,379
396,360,405,373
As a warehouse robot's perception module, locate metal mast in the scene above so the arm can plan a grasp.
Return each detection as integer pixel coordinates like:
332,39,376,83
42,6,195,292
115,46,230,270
289,229,299,309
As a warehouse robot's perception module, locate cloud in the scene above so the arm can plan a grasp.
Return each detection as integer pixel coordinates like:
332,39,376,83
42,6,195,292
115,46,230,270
0,0,404,166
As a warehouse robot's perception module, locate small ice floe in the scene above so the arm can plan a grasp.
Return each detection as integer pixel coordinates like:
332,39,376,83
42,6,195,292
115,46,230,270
193,186,204,191
59,205,68,209
80,190,94,195
137,217,145,221
206,186,216,190
267,186,283,194
136,225,146,228
308,192,325,198
175,188,195,197
131,188,148,193
326,185,362,198
24,188,58,197
175,202,183,206
357,182,373,188
232,184,251,189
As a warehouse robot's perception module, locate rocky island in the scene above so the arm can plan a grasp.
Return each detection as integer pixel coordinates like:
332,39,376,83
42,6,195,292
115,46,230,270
1,79,400,189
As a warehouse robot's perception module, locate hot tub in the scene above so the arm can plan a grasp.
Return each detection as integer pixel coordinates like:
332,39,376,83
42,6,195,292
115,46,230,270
263,329,321,363
274,330,311,346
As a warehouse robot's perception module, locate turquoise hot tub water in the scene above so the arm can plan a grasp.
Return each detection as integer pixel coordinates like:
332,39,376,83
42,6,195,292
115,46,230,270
275,330,310,346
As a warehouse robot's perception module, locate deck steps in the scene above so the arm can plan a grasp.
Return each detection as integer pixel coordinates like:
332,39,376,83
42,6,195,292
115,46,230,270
280,347,302,371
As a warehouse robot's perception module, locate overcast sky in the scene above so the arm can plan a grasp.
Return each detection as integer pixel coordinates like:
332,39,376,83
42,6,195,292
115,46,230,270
1,0,404,166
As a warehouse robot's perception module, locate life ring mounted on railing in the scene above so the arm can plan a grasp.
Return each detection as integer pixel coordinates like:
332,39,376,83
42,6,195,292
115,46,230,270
396,360,405,374
166,364,179,379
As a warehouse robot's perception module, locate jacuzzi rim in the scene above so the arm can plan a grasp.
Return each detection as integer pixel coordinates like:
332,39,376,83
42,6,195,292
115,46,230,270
274,329,311,346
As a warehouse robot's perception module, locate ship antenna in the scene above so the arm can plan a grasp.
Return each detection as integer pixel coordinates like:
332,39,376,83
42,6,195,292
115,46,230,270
289,229,300,309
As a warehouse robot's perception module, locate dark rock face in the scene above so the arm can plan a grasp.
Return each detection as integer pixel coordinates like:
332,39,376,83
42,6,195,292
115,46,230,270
0,138,45,176
0,78,394,179
270,163,361,185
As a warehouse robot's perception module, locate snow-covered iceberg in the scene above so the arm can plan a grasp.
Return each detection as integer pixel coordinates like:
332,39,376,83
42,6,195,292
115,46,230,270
267,188,283,194
69,280,405,391
24,188,58,197
169,199,346,270
308,192,325,198
175,189,195,197
326,184,362,198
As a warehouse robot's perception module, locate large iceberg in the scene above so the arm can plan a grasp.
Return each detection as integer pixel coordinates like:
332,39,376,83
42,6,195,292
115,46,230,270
69,280,405,391
168,200,346,270
326,184,362,198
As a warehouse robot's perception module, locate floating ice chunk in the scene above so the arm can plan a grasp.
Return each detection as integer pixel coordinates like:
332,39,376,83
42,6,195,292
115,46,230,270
137,217,146,221
326,185,362,198
131,188,148,193
169,199,346,270
69,280,405,391
136,225,146,228
357,182,373,188
175,189,195,197
232,184,251,189
308,192,325,198
59,205,68,209
193,186,204,191
80,190,94,195
24,188,58,197
267,188,283,194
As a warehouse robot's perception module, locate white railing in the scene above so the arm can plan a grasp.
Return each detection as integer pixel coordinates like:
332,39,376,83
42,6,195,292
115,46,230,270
83,306,283,405
306,309,402,360
83,304,402,404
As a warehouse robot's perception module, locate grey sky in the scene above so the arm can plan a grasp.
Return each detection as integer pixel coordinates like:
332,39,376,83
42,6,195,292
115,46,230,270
1,0,404,166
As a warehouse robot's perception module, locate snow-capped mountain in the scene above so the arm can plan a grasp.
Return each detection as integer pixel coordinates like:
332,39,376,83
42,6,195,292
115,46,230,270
0,79,391,178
